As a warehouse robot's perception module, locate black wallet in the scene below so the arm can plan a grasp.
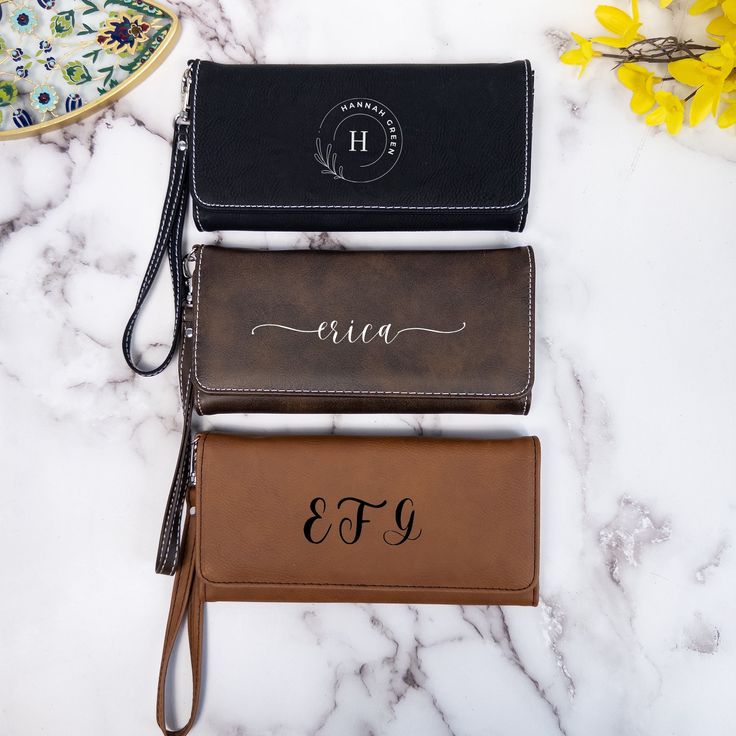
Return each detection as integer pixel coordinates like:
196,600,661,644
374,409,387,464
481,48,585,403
189,60,534,232
123,59,534,376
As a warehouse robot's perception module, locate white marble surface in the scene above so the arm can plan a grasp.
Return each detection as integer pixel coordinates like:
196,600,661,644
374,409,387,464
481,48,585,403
1,1,735,734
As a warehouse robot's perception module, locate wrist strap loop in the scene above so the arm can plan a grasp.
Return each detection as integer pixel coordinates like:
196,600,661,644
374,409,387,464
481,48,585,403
156,502,202,736
122,119,189,377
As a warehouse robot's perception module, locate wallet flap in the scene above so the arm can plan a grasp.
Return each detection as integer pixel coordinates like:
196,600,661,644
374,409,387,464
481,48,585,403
189,60,532,214
190,245,535,404
195,434,540,600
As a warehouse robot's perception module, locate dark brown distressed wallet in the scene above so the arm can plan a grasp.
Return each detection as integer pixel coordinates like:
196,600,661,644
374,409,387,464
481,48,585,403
156,432,541,735
179,244,535,415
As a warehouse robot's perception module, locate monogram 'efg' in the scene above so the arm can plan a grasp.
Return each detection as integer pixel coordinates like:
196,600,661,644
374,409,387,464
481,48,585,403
180,244,536,414
156,432,541,735
189,60,534,231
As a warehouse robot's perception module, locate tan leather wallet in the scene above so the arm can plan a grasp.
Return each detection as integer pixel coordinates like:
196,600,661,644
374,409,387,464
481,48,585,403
157,432,541,735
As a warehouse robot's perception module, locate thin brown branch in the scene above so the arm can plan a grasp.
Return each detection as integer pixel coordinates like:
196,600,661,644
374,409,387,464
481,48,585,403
595,35,718,65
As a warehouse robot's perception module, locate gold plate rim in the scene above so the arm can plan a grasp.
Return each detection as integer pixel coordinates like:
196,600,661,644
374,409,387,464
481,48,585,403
0,0,180,142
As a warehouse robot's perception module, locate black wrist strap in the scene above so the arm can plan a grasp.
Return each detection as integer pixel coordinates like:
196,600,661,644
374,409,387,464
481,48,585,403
122,118,190,377
156,378,195,575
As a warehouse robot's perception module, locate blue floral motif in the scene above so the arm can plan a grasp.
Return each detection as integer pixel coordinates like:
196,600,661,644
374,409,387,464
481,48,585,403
30,84,59,112
10,7,38,34
0,0,177,136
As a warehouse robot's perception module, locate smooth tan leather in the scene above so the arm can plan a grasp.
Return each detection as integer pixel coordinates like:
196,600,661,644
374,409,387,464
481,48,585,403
157,432,541,735
197,432,540,605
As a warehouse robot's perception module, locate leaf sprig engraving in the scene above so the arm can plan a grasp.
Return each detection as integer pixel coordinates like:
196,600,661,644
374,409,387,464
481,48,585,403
314,138,346,180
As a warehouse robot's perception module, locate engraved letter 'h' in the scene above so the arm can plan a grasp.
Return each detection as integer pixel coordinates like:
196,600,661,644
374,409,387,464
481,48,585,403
349,130,368,152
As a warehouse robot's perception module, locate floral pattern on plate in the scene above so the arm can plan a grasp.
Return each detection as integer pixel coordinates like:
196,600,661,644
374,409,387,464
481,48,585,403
0,0,178,137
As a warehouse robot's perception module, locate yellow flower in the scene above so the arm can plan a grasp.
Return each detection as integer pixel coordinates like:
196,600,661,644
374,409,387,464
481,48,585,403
560,32,601,77
689,0,721,14
660,0,674,6
593,0,644,48
723,0,736,21
617,63,662,112
701,40,736,72
669,42,735,125
645,91,685,134
718,95,736,126
707,14,736,43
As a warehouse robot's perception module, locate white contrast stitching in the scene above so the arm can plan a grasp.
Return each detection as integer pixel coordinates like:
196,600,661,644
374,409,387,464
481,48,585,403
158,453,182,569
170,432,199,574
178,327,184,404
190,60,531,212
157,442,182,569
170,201,185,340
158,369,191,571
168,470,187,570
123,137,187,357
191,245,534,398
193,200,203,231
158,377,192,571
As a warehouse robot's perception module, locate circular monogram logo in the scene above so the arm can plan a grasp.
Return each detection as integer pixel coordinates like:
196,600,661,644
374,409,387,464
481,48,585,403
314,98,403,183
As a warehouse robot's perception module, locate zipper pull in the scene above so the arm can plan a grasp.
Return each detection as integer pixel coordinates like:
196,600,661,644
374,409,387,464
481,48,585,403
188,436,199,486
174,61,194,136
182,245,200,308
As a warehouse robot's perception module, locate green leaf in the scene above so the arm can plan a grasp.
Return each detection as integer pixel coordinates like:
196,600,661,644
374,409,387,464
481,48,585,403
0,37,7,56
50,10,75,38
82,49,101,63
82,0,99,16
61,60,92,85
78,22,96,35
108,0,162,15
0,81,18,108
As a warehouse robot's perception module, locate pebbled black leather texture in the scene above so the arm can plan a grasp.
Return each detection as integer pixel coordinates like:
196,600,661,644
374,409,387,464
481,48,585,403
189,60,534,232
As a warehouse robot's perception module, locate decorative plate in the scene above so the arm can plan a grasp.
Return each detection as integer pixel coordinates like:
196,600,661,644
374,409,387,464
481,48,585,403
0,0,178,140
